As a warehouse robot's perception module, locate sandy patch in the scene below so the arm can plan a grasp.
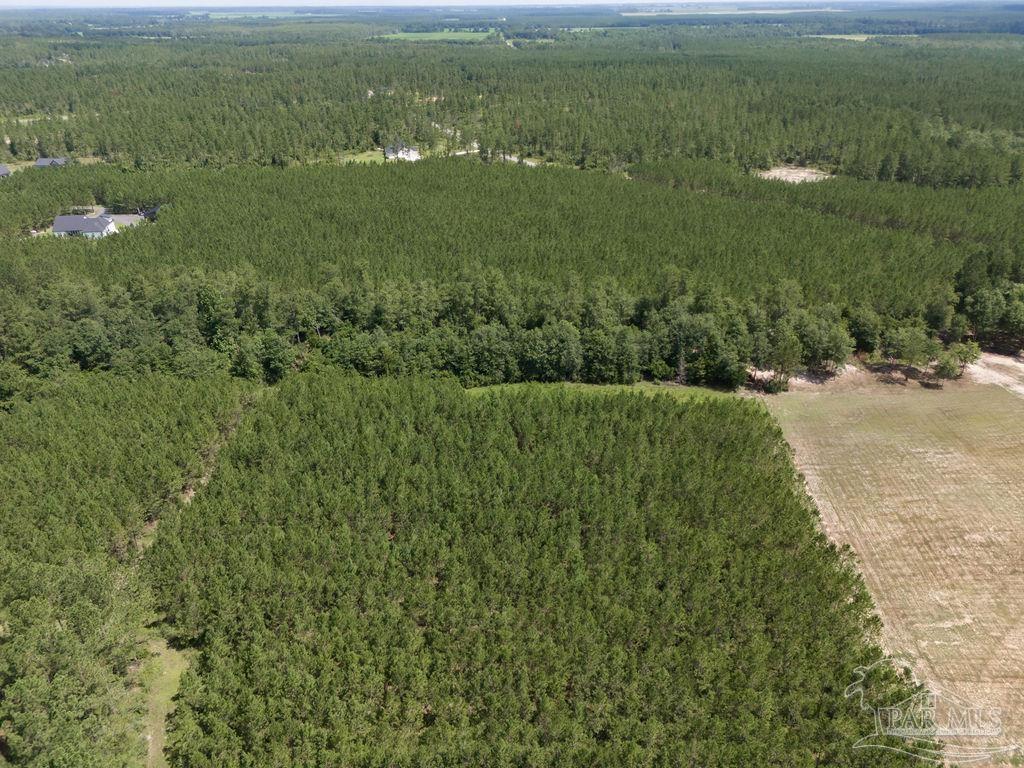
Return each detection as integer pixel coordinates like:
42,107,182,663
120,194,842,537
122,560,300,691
756,361,944,394
966,352,1024,399
785,363,872,392
771,355,1024,396
758,165,833,183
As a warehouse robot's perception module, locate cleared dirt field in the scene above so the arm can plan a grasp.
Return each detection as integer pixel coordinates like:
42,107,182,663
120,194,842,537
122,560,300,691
757,164,833,183
767,367,1024,761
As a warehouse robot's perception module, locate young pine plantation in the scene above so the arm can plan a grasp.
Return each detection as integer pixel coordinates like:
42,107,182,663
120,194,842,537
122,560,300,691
0,374,245,766
3,10,1024,768
144,373,919,766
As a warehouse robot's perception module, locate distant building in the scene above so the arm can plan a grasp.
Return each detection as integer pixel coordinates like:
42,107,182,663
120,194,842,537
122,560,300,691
53,213,116,238
0,164,10,178
35,157,68,168
384,142,421,162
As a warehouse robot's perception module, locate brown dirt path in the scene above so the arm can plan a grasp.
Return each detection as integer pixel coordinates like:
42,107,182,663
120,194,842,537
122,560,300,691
137,393,256,768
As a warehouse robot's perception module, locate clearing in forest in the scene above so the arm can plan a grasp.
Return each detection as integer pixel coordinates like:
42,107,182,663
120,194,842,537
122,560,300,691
767,367,1024,758
757,165,833,183
337,148,385,165
141,639,189,768
378,29,493,41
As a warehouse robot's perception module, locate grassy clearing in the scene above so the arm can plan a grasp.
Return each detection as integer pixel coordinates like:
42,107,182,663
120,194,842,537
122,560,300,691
379,29,493,41
767,378,1024,756
468,380,736,402
141,638,190,768
338,148,384,164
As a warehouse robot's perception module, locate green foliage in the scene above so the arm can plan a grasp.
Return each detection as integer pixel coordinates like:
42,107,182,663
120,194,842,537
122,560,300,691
146,373,918,766
933,350,961,380
518,321,583,382
5,162,943,393
0,17,1006,768
0,374,243,767
3,160,1020,396
1,555,148,768
2,26,1024,186
0,162,957,310
884,324,941,370
932,339,981,380
966,287,1008,334
633,157,1024,348
766,322,803,382
797,311,856,372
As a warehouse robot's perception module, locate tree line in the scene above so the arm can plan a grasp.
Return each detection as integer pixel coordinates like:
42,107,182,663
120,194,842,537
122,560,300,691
2,162,1017,404
1,26,1023,186
0,260,990,404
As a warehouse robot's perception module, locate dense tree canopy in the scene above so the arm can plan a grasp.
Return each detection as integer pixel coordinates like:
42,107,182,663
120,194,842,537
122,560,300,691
0,162,959,308
0,374,243,767
1,11,1018,765
1,22,1023,186
146,373,920,766
0,161,1018,399
633,158,1024,349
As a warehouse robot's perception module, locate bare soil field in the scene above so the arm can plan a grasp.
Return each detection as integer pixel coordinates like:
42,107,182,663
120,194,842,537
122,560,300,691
757,164,833,183
767,362,1024,761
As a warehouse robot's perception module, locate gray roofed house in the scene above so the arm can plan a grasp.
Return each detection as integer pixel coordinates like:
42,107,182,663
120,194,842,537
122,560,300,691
0,164,10,178
53,213,116,238
383,142,420,162
35,157,68,168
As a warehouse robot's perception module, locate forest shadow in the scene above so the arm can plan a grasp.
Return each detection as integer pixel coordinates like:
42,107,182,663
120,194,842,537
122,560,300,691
865,362,944,388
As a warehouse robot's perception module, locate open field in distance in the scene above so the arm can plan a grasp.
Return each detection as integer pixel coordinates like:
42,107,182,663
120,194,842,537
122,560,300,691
378,29,494,41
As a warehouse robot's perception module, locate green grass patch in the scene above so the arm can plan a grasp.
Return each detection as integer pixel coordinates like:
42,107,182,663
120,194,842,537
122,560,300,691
338,148,384,165
141,638,192,768
379,28,494,41
469,380,736,402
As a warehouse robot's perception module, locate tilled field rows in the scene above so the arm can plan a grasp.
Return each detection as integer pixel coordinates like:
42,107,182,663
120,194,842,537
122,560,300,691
769,382,1024,754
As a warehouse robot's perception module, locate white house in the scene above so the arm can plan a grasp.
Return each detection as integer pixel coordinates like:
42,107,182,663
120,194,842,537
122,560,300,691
53,213,117,239
0,164,10,179
384,142,421,162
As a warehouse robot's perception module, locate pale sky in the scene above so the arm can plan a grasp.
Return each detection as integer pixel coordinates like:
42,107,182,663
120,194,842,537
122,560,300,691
2,0,650,5
0,0,867,8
